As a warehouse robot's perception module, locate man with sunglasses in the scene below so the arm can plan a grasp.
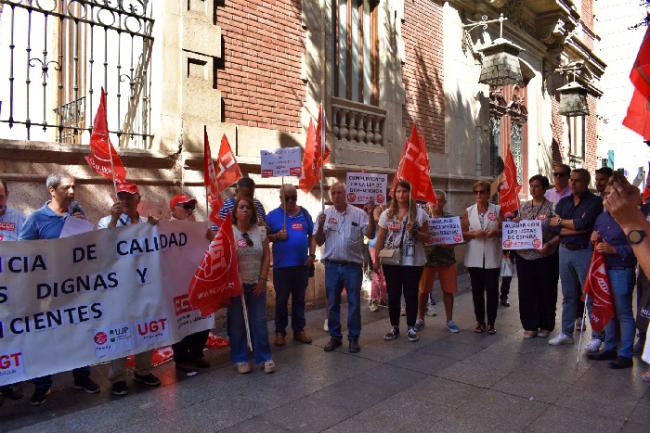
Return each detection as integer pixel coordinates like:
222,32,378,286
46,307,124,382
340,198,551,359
168,194,211,376
545,164,572,204
548,168,604,348
266,184,316,346
315,182,376,353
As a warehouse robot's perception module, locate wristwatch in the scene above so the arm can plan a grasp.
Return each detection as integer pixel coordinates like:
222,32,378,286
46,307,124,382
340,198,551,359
627,229,647,245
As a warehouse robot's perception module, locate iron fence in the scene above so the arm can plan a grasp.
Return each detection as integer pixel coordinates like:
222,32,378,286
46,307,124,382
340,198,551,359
0,0,154,148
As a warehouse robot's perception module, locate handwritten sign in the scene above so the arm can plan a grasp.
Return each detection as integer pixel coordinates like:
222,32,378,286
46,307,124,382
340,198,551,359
260,147,302,177
345,172,388,205
426,216,463,246
502,220,543,250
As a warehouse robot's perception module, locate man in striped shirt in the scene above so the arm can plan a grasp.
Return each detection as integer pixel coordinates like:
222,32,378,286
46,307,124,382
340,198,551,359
218,177,266,222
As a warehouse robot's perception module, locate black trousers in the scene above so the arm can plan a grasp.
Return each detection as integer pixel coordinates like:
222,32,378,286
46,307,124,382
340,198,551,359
172,330,210,363
382,265,423,329
516,253,559,332
468,267,500,326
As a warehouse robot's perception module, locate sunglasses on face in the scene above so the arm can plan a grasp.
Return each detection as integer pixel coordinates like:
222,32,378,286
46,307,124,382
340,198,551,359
242,232,253,247
553,172,569,177
284,195,297,201
183,204,195,211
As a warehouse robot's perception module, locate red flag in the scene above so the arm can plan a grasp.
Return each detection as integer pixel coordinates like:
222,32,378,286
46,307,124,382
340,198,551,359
394,125,437,204
499,143,521,215
582,246,615,333
630,27,650,101
623,88,650,140
299,106,329,193
188,214,242,316
84,88,127,182
203,128,242,223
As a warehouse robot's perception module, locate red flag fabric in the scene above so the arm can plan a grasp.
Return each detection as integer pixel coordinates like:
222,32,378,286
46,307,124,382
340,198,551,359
582,246,615,333
84,88,127,182
203,129,242,223
499,143,521,215
623,88,650,140
394,125,437,204
188,214,242,316
299,106,329,193
630,27,650,101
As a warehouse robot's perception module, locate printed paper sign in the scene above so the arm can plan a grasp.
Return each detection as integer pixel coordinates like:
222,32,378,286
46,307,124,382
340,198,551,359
260,147,302,177
346,172,388,204
426,216,464,246
502,220,543,250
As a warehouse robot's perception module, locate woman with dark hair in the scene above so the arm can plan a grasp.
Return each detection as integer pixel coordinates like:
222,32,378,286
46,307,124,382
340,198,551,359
227,195,275,374
514,175,560,338
374,180,430,342
462,180,502,334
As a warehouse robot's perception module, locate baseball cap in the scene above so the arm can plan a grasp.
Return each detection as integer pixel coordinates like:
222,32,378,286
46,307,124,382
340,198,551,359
170,194,197,210
116,182,139,195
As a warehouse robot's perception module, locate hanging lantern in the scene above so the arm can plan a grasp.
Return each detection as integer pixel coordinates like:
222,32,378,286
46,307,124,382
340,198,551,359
557,81,589,116
477,38,524,86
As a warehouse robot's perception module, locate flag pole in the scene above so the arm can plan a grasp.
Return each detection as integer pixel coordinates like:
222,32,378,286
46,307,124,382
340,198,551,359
240,292,253,351
320,105,326,213
107,130,118,198
204,126,210,217
281,176,287,230
576,294,590,364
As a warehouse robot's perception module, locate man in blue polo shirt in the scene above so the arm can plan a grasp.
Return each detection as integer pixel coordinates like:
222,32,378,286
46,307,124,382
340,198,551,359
19,173,100,406
266,184,316,346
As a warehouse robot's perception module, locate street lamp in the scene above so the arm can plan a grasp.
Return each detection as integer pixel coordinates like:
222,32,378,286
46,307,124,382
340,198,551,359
464,13,523,86
556,62,590,117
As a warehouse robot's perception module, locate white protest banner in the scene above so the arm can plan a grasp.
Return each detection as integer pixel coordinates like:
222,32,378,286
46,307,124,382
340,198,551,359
0,220,214,386
345,172,388,205
426,216,464,246
501,220,543,250
260,147,302,177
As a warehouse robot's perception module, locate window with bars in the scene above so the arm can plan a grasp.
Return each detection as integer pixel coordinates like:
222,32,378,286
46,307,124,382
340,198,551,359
333,0,379,105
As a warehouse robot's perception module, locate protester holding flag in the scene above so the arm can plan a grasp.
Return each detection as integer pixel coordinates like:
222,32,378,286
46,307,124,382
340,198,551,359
219,177,266,223
415,191,461,334
586,189,637,369
314,182,376,353
97,182,162,396
267,184,316,346
462,181,503,335
374,180,430,343
514,175,560,339
19,173,100,405
228,196,275,374
549,168,604,349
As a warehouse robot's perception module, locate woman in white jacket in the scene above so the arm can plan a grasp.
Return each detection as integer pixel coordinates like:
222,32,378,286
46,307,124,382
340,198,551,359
462,181,503,334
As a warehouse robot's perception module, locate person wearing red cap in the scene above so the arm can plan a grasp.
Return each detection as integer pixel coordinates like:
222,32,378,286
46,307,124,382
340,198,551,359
168,193,211,376
97,182,161,396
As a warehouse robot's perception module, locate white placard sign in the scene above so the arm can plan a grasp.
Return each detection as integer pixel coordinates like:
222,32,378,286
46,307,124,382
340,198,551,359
501,220,543,250
426,216,464,246
345,172,388,205
0,221,214,386
260,147,302,177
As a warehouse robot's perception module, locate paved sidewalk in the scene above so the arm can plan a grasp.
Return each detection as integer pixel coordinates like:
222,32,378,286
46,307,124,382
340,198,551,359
1,279,649,433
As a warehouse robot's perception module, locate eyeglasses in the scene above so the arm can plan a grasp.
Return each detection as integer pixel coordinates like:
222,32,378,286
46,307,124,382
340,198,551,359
553,172,569,177
284,195,297,201
242,232,254,247
183,204,195,211
473,190,488,195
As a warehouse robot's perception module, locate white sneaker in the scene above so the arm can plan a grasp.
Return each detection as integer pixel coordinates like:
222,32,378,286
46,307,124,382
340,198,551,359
323,319,329,332
585,338,602,353
548,333,574,346
426,304,437,317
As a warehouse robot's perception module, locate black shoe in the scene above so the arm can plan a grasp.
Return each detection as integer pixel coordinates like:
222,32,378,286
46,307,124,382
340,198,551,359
324,338,342,352
587,350,617,361
194,358,210,369
73,376,100,394
384,327,400,341
500,298,510,307
111,381,129,396
1,386,23,400
30,388,51,406
608,356,633,369
349,339,360,353
134,373,161,387
176,361,198,377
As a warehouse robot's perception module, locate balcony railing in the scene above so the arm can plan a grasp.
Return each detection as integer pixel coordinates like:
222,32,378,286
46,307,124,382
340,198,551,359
330,96,386,148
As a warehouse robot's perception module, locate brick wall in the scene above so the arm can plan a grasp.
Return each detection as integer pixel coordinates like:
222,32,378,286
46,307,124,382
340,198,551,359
581,0,595,32
585,95,598,174
216,0,305,132
401,0,445,153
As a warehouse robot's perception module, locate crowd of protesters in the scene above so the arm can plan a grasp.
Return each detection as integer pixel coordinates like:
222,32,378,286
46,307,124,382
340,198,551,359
1,164,649,407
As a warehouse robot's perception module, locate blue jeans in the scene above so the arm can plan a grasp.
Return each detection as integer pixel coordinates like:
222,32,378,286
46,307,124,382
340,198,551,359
32,367,90,391
603,268,636,358
273,266,308,335
227,284,272,364
559,245,604,340
325,261,363,341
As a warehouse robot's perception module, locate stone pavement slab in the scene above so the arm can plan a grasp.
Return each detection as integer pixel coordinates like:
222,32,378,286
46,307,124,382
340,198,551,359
1,277,649,433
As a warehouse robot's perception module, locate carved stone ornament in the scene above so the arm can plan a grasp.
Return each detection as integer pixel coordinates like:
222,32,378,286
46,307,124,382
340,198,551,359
489,87,508,119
